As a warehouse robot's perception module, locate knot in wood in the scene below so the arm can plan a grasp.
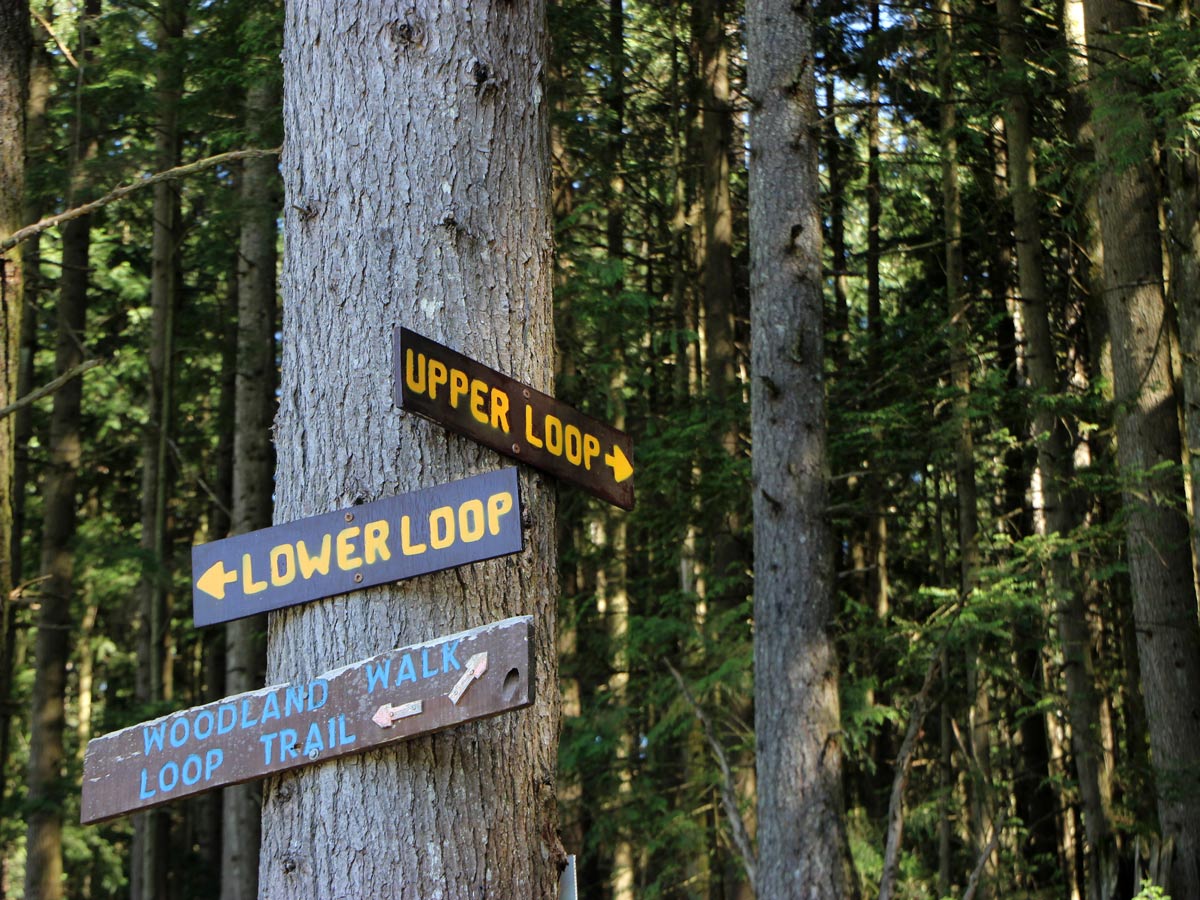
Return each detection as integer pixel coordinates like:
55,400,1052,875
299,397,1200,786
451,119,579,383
468,57,498,97
386,16,424,49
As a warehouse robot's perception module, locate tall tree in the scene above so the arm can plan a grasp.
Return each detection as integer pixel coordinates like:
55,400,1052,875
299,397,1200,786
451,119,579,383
747,0,854,894
257,0,562,896
937,0,994,890
132,2,185,893
26,3,100,896
0,6,29,856
1162,0,1200,577
996,0,1117,893
221,75,280,900
1083,0,1200,893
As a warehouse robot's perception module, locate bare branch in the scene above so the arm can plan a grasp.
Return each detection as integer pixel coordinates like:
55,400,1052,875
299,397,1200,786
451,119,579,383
961,824,1002,900
0,147,281,253
666,659,757,891
878,601,965,900
0,358,103,420
878,651,943,900
32,9,78,68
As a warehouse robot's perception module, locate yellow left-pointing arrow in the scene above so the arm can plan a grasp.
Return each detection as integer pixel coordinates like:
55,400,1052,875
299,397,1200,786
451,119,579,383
196,560,238,601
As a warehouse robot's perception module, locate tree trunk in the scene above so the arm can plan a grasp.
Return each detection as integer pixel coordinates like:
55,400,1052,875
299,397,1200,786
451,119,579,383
221,75,280,900
1082,0,1200,894
602,4,637,894
132,4,184,893
937,1,994,891
997,0,1118,893
25,4,97,895
0,3,29,818
0,14,29,885
824,79,849,367
1163,0,1200,593
747,0,854,895
257,1,561,896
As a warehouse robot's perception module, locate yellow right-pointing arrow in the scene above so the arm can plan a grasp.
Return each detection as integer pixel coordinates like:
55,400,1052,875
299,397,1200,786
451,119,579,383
196,559,239,601
604,444,633,483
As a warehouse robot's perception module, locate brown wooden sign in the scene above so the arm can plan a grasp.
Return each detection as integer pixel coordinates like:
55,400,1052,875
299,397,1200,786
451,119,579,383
81,616,534,824
191,468,522,627
394,327,634,509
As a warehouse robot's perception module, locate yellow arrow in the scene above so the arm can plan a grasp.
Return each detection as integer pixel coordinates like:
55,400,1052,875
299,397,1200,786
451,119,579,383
604,444,633,483
196,559,238,601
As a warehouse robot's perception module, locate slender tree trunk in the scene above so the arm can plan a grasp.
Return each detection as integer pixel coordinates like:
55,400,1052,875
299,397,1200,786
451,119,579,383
997,1,1118,894
824,79,849,366
1163,0,1200,586
25,4,97,895
257,0,561,896
937,2,995,891
1,38,47,894
133,4,184,894
864,0,888,635
26,216,87,900
221,75,280,900
698,0,735,412
0,16,29,888
748,0,854,894
1082,0,1200,894
0,4,29,820
697,5,754,893
602,4,637,895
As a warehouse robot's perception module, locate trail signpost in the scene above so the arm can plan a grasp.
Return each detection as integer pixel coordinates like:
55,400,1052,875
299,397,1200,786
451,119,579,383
190,467,522,626
395,327,635,509
81,616,534,823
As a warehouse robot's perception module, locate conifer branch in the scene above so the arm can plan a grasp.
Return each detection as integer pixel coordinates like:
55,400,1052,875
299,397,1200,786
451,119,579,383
0,147,281,253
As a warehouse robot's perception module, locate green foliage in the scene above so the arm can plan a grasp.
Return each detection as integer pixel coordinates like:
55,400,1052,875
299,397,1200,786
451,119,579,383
4,0,1195,894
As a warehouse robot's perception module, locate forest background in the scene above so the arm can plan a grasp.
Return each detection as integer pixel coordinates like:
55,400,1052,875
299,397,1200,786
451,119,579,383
1,0,1199,898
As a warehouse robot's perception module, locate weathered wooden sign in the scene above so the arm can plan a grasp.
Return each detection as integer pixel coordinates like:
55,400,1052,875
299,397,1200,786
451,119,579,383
394,327,635,510
191,468,522,627
81,616,535,824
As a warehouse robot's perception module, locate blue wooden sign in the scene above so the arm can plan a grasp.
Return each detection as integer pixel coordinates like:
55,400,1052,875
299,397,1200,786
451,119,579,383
81,616,534,823
191,468,522,626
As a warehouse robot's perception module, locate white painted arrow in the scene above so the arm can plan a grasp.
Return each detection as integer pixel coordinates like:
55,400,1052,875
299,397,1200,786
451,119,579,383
371,699,423,728
448,652,488,705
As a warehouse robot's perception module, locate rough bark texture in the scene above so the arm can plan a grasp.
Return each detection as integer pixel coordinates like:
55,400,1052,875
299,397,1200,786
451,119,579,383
132,4,184,893
258,1,561,897
221,76,279,900
747,0,853,896
997,1,1117,894
1164,0,1200,596
0,0,29,770
25,4,95,895
938,2,994,891
1083,0,1200,894
25,214,87,900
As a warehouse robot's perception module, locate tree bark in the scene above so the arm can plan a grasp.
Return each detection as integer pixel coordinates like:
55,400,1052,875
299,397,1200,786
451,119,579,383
1082,0,1200,894
747,0,855,894
0,13,29,883
1163,0,1200,593
937,2,995,891
25,4,97,895
997,1,1118,894
221,75,280,900
0,0,29,804
258,1,561,896
132,3,184,893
